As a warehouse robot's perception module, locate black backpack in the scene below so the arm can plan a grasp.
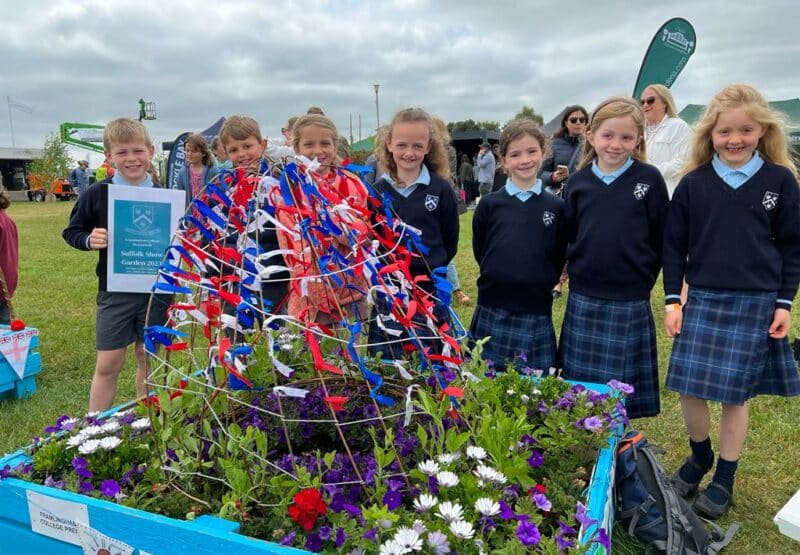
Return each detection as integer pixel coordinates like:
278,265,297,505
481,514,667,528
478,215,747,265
615,431,740,554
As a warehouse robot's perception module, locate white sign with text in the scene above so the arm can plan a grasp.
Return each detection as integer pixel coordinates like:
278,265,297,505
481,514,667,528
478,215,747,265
27,490,89,546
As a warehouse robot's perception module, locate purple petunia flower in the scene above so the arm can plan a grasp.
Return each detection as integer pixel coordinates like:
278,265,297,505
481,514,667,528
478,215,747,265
536,400,549,413
556,532,576,551
382,490,403,510
44,475,65,490
557,520,577,536
528,449,544,468
517,351,528,363
335,527,346,548
0,465,11,480
575,501,598,529
607,379,634,395
595,528,611,551
362,528,378,542
519,434,537,446
279,531,297,546
71,457,93,479
583,416,604,432
99,479,120,498
498,499,516,520
516,520,541,546
427,475,439,496
304,533,322,552
533,492,552,512
78,480,94,493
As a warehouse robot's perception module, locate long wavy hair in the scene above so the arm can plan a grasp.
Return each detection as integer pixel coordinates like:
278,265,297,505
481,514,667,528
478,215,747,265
553,105,589,138
683,83,798,179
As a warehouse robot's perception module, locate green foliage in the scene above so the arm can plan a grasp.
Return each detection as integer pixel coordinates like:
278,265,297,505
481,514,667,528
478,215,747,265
447,119,501,133
509,105,545,126
28,132,73,183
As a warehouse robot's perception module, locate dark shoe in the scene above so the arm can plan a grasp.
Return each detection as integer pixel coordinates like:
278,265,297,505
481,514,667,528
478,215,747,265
671,457,712,498
694,482,733,520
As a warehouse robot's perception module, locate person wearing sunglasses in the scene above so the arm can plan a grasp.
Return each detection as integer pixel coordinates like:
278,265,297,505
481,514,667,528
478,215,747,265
540,105,588,196
641,84,693,197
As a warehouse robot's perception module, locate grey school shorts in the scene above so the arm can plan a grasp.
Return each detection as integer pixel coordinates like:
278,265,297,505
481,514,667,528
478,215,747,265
95,292,170,350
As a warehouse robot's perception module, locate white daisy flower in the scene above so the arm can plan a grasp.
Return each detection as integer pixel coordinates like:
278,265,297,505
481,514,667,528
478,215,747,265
411,520,426,535
506,389,516,396
413,493,437,512
436,470,459,488
82,425,104,437
449,520,475,539
111,409,134,419
466,446,487,460
101,421,120,433
98,436,122,450
520,394,530,403
66,433,87,448
85,411,100,419
417,460,440,476
436,452,460,466
131,417,151,431
474,497,501,516
393,527,422,551
435,501,464,523
280,343,293,352
473,464,508,485
379,540,407,555
426,531,450,555
78,439,101,455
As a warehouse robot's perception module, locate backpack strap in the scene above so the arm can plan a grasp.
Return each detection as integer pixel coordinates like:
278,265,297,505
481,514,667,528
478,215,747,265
705,519,741,555
620,494,657,536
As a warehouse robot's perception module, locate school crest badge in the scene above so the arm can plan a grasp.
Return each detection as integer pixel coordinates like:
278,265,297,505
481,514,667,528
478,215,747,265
132,204,154,231
762,191,779,211
542,211,555,227
633,183,650,200
425,194,439,211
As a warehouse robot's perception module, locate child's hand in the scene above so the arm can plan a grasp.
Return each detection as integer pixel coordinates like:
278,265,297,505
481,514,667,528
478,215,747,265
664,306,682,337
768,308,791,339
89,227,108,250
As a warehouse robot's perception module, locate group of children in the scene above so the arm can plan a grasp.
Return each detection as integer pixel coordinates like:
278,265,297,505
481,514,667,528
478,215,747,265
62,82,799,521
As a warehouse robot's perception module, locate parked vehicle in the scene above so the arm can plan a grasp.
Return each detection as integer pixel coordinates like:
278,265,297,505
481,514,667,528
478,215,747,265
26,173,76,202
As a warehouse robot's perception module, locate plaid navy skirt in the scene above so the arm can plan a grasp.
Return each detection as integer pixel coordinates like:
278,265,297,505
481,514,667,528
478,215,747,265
559,292,659,418
469,304,556,371
666,287,800,404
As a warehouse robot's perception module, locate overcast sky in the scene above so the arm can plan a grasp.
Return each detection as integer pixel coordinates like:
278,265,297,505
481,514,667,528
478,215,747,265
1,0,798,162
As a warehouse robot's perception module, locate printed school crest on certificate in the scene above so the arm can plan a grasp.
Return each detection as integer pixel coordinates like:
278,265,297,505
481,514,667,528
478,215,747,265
762,191,779,211
542,211,555,226
633,183,650,200
131,205,154,232
424,194,439,211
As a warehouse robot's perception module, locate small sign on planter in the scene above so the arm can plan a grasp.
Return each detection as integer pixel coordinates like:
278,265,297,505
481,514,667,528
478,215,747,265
27,490,89,546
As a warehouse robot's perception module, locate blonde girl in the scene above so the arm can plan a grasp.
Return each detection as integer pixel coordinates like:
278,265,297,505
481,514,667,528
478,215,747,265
560,96,669,419
663,84,800,519
367,107,459,358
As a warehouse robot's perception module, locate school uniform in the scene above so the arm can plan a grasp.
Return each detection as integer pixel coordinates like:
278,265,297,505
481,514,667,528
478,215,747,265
367,166,459,358
560,158,669,418
470,178,567,370
663,154,800,404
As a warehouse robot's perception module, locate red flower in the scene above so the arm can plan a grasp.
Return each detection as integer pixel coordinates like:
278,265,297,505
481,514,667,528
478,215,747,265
288,488,327,531
10,319,25,331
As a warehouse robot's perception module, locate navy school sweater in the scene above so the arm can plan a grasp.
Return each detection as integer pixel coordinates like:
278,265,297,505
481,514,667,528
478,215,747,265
62,179,114,291
563,159,669,301
472,188,567,314
663,161,800,307
372,173,459,277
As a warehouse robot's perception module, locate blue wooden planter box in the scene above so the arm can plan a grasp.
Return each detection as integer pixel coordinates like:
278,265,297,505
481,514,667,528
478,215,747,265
0,381,621,554
0,325,41,400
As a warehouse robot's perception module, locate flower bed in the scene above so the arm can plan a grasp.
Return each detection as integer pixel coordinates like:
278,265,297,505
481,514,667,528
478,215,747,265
1,368,627,554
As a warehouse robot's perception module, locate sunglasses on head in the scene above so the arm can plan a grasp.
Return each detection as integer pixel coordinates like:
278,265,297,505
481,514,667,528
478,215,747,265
640,96,657,106
568,116,587,124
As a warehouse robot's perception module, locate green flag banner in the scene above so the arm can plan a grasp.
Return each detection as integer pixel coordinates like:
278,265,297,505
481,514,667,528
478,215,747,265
633,18,697,99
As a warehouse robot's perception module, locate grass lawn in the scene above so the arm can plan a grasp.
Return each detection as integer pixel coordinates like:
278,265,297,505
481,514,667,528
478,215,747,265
1,202,799,553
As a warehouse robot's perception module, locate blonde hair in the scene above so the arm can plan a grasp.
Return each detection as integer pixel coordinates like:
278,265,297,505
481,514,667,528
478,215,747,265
432,117,453,181
291,114,340,165
499,119,546,157
184,134,214,167
219,115,262,147
579,96,647,170
684,83,798,179
377,107,449,185
643,84,679,118
103,118,152,151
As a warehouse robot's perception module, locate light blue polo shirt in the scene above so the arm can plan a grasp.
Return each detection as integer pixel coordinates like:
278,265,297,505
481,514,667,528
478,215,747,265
591,157,634,185
380,165,431,198
711,152,763,189
112,173,155,188
505,177,542,202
